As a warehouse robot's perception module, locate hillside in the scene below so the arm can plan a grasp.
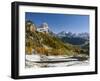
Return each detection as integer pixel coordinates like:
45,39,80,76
59,36,87,45
25,21,89,56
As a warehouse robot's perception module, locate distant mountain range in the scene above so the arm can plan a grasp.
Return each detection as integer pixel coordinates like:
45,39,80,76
56,31,89,45
57,31,89,40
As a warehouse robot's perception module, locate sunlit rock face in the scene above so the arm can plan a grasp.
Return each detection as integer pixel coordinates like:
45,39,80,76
26,21,36,32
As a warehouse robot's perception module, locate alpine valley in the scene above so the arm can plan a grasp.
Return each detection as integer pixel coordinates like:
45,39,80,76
26,21,89,56
25,20,89,68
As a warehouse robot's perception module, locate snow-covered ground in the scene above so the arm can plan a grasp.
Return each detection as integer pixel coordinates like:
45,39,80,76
26,54,76,61
25,54,89,68
26,54,41,61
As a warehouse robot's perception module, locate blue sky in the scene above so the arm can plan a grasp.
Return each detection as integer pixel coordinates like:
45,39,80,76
25,12,89,34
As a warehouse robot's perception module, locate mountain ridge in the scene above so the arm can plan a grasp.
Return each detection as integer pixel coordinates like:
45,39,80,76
57,31,89,45
25,20,89,56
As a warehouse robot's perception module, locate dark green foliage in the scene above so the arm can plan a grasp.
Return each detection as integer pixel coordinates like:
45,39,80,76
61,37,87,45
81,43,89,55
